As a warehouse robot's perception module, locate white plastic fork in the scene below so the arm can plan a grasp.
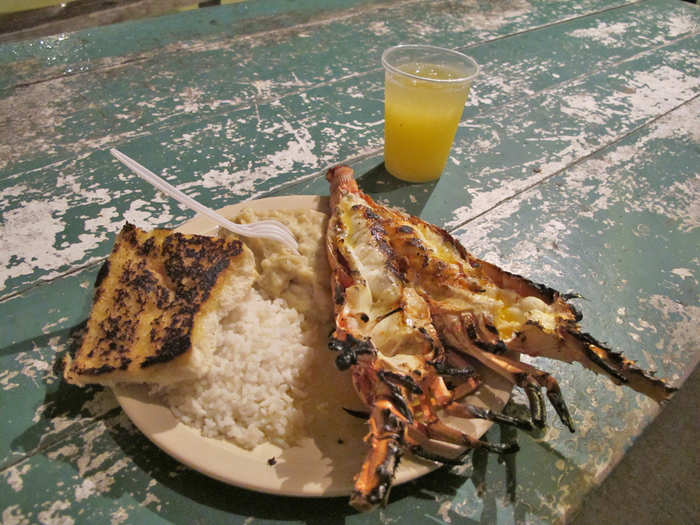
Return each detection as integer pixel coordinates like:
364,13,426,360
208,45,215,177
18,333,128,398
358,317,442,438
110,148,299,252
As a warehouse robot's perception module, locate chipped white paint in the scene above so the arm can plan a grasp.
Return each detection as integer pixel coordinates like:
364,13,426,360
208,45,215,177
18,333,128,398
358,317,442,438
645,295,700,378
437,500,453,523
661,10,699,38
569,21,634,47
2,463,31,492
455,0,533,32
562,64,700,129
16,343,55,384
0,369,21,390
47,444,81,460
368,20,390,36
121,199,174,230
140,491,161,509
251,77,311,101
671,268,694,279
41,317,70,334
0,187,128,293
173,86,206,114
110,508,129,525
184,117,319,197
2,505,30,525
37,500,74,525
67,423,132,501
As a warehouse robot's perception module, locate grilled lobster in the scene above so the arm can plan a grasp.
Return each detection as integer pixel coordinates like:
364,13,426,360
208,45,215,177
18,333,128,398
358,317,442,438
325,165,675,511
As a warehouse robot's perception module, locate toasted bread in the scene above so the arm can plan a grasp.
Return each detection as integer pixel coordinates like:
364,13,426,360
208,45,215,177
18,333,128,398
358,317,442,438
64,222,256,387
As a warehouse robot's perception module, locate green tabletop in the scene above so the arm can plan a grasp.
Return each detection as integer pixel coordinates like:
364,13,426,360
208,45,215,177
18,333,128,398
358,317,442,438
1,1,698,523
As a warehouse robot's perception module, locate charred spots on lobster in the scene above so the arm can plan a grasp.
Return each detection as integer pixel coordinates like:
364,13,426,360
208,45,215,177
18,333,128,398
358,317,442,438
378,370,423,395
380,407,405,435
381,383,414,423
334,283,346,305
561,291,583,301
484,323,499,335
329,333,375,371
335,349,356,371
474,339,509,355
567,330,629,383
428,359,478,378
343,407,370,420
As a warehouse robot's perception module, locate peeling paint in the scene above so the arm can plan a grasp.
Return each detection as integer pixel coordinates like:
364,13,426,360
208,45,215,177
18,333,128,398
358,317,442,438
1,1,698,524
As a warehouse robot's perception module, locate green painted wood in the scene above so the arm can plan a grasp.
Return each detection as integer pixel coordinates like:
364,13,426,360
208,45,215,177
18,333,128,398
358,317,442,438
0,0,380,90
290,32,700,221
0,0,643,91
2,0,697,299
2,97,696,525
0,266,108,470
1,0,698,523
0,0,661,175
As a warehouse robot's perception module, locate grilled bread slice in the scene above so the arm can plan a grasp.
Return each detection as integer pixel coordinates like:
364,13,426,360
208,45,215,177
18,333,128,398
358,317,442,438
64,222,256,387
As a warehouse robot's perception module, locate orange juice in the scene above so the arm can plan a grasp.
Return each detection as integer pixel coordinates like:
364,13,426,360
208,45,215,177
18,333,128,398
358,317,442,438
384,62,471,182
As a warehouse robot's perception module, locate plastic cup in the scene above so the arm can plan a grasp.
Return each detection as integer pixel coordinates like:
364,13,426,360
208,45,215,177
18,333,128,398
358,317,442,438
382,45,479,182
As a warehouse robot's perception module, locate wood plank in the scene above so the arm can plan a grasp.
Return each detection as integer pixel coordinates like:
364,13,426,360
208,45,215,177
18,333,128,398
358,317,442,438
0,410,593,524
0,0,379,87
0,0,642,89
0,266,110,470
2,1,697,299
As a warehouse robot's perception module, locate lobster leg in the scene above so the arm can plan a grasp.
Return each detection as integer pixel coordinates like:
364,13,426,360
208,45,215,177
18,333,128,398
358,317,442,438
508,323,677,403
465,343,574,432
408,444,471,466
441,348,481,398
425,372,533,430
445,403,535,432
413,418,519,454
350,399,407,511
433,312,575,431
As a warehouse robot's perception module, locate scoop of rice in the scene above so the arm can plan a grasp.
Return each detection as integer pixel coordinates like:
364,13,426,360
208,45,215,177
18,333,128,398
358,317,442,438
166,289,323,448
161,208,359,450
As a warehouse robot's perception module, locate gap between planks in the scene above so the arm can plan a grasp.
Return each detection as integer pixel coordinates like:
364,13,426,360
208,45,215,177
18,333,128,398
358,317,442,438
457,91,700,229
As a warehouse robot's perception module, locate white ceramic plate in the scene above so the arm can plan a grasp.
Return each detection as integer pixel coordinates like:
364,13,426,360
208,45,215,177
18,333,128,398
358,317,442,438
114,195,514,498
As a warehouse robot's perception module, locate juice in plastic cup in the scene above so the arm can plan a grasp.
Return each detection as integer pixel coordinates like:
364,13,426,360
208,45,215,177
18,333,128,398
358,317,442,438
382,45,479,182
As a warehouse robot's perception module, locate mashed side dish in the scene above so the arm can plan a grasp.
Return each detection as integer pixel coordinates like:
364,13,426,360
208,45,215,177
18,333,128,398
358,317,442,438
160,208,360,450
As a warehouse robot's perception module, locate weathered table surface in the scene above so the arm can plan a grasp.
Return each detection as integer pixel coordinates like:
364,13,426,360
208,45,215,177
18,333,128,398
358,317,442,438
1,1,698,523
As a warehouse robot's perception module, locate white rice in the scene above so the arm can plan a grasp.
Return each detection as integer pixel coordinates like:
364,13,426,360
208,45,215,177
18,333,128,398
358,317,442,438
165,289,320,448
160,208,359,450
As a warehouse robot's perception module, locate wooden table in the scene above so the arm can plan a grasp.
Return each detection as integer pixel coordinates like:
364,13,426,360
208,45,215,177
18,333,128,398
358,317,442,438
1,1,698,523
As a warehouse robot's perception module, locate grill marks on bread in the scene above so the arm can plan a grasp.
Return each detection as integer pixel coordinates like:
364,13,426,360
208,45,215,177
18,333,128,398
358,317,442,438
64,223,246,385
